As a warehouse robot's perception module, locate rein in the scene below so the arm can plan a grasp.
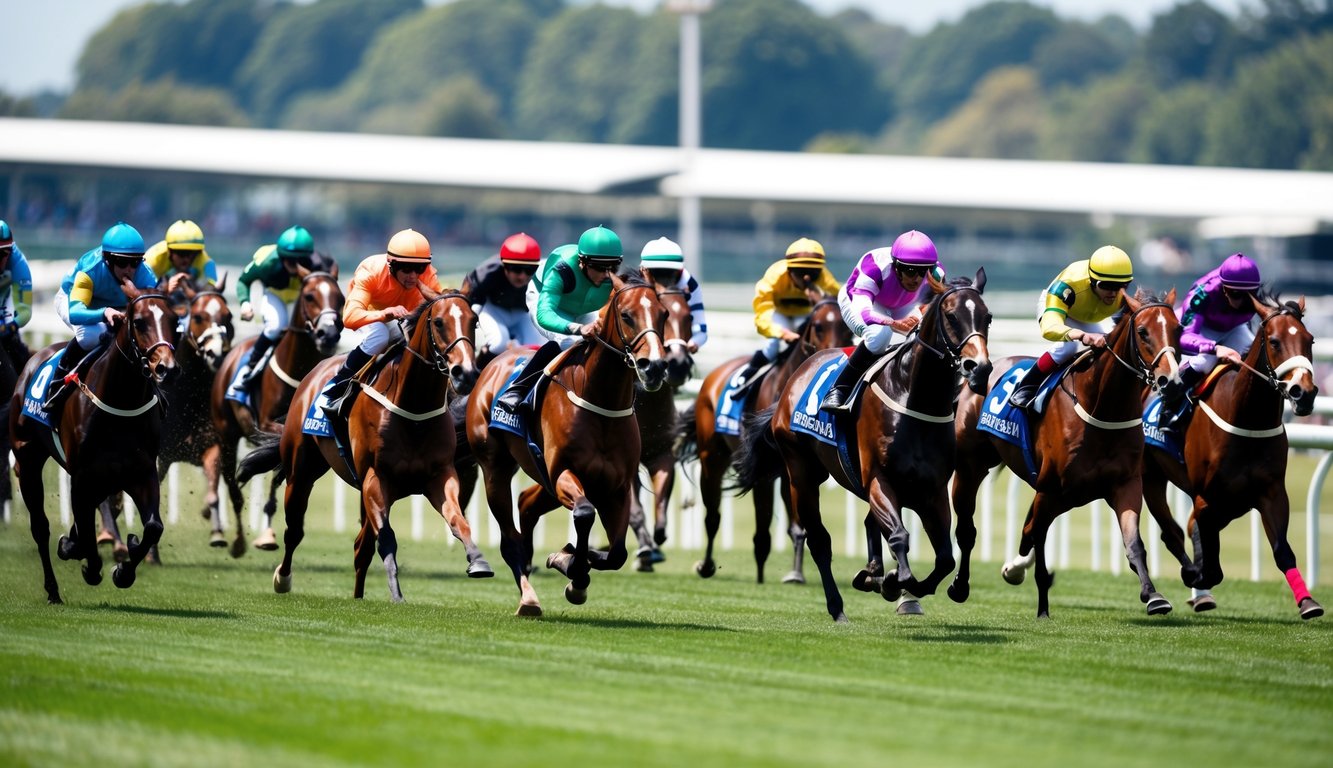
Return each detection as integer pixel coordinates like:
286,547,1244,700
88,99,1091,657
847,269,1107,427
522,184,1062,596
552,283,661,418
85,293,173,417
1059,300,1174,430
879,283,985,422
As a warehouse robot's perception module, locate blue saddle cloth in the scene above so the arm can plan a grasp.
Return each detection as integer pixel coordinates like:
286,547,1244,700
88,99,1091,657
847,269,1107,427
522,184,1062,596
1142,395,1185,464
977,360,1065,484
487,355,555,495
789,353,863,497
223,364,253,407
301,387,335,438
714,365,751,437
19,349,65,428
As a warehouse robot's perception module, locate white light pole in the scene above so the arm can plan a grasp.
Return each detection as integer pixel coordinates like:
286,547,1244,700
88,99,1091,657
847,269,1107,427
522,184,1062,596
669,0,711,279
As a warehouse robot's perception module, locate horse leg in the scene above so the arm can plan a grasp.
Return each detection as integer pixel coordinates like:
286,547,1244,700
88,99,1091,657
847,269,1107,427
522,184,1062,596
947,462,988,603
516,484,557,575
360,471,404,603
694,448,725,578
544,470,596,604
651,456,673,550
425,465,492,578
752,479,775,584
588,486,632,576
17,450,61,603
480,453,540,616
1257,489,1323,619
97,495,130,563
252,471,283,552
352,499,376,599
779,477,807,585
851,513,886,594
905,491,957,603
1029,507,1055,620
783,450,844,622
865,476,914,607
1109,481,1171,616
627,474,654,571
1142,462,1195,587
113,476,165,589
69,483,105,588
273,449,327,594
1002,502,1038,585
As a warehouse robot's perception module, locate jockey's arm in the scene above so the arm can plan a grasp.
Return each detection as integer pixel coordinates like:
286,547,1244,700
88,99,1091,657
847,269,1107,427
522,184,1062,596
11,248,33,327
682,270,708,350
534,267,580,336
752,270,781,339
66,273,105,326
201,256,219,286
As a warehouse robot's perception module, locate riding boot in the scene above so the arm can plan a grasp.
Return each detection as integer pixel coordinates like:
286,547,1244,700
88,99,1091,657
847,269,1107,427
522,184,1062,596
42,338,92,412
820,342,875,413
228,333,275,398
495,341,560,414
733,349,771,394
324,347,374,420
1008,352,1057,410
1160,365,1204,435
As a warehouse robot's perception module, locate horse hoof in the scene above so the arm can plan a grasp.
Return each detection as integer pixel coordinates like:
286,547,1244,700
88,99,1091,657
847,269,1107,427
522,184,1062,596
57,535,76,561
82,563,103,586
833,612,850,624
880,579,902,603
47,593,64,606
694,560,716,579
1299,597,1324,620
631,556,653,573
96,530,114,546
273,565,292,594
1001,564,1026,585
516,603,543,618
649,549,666,564
466,558,495,578
1145,593,1172,615
111,564,135,589
1188,595,1217,613
229,537,247,559
209,531,227,548
253,529,279,551
947,582,969,603
112,544,129,564
852,569,877,593
564,584,587,605
896,600,924,616
781,571,805,585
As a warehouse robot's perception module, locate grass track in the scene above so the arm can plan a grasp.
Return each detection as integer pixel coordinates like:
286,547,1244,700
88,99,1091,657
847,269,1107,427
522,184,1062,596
2,516,1331,768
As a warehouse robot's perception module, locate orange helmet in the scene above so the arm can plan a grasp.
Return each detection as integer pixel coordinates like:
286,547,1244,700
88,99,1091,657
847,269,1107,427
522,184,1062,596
387,229,431,263
500,232,541,265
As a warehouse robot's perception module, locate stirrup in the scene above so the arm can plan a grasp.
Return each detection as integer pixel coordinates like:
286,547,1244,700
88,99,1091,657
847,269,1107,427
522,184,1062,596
820,387,853,414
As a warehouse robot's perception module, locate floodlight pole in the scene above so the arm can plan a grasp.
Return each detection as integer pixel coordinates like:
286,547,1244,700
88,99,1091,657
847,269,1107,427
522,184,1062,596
670,1,711,279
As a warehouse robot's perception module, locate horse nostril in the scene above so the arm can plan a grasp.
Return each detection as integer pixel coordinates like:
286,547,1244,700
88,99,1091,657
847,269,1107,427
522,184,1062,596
1289,385,1304,401
962,359,977,373
1156,374,1170,391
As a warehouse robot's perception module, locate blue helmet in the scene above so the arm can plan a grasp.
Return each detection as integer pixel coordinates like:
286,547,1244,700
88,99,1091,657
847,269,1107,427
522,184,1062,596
101,221,146,256
0,219,12,248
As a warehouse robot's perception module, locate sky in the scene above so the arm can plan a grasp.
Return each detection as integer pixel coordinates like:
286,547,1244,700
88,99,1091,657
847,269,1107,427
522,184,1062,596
3,0,1248,96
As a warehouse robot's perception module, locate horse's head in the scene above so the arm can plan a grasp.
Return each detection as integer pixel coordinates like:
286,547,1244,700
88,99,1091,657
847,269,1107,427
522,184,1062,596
922,268,993,394
297,272,344,356
412,290,479,395
184,290,234,371
656,288,694,388
121,287,178,384
1252,295,1318,416
1116,288,1181,394
603,274,668,392
798,298,853,352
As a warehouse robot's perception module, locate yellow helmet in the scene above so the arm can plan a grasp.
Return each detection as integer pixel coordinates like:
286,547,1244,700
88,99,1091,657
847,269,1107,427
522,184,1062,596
387,228,431,263
165,219,205,251
784,237,825,268
1088,245,1132,282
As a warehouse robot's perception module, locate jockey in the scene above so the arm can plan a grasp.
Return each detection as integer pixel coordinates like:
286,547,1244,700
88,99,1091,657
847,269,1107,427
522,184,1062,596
323,228,445,417
461,232,543,356
144,219,217,291
733,237,841,388
227,225,316,398
1159,252,1263,433
638,236,708,354
1008,245,1134,410
821,230,945,413
494,225,623,413
0,219,35,366
45,221,158,411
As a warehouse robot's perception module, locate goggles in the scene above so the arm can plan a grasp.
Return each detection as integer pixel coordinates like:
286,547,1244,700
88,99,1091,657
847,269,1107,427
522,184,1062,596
894,263,929,279
503,263,538,276
107,254,145,270
391,261,427,275
1092,279,1130,292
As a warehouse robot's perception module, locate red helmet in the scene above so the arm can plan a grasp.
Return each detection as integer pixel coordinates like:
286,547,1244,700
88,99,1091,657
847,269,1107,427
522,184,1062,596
500,233,541,266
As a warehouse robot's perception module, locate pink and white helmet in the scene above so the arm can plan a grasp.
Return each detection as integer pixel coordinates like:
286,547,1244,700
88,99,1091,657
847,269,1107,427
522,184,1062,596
891,230,939,267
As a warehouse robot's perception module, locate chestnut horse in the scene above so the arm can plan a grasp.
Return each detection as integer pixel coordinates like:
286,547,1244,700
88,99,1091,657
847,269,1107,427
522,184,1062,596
238,291,491,600
734,272,992,621
210,271,344,551
951,289,1181,618
681,297,851,583
1143,296,1322,619
465,274,667,616
10,289,178,603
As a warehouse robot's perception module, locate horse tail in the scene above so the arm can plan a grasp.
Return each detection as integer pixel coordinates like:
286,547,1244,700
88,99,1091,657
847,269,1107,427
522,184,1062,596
672,406,698,463
237,431,282,485
731,406,781,495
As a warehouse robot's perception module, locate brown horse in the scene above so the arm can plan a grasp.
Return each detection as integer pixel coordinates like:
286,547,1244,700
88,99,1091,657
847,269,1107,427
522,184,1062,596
10,289,178,603
734,272,992,621
680,297,851,583
209,271,344,551
465,274,667,616
237,291,491,600
98,279,236,558
951,289,1181,618
1143,296,1323,619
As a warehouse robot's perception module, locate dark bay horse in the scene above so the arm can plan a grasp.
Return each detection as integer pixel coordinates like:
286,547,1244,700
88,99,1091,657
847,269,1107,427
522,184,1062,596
680,297,851,583
1143,296,1322,619
951,289,1181,618
99,279,235,557
209,271,344,551
464,274,667,616
10,289,178,603
238,291,491,600
734,272,992,622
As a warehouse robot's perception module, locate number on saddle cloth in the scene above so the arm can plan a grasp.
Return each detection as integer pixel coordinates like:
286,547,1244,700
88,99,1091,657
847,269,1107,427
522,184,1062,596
1142,396,1186,464
20,350,67,427
487,354,556,495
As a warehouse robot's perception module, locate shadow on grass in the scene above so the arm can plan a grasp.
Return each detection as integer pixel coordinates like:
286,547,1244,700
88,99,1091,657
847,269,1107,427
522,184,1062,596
83,603,238,620
899,622,1012,645
541,614,738,633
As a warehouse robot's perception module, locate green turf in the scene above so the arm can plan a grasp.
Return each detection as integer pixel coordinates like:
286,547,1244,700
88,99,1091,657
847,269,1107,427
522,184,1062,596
2,497,1330,768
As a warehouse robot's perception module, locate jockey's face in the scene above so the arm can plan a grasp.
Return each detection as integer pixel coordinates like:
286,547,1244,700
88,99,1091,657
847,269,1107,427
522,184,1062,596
281,257,300,274
107,254,144,279
788,267,820,288
503,263,536,288
0,246,11,272
893,262,928,291
581,259,618,287
643,267,679,288
1223,286,1251,308
1092,280,1128,305
169,248,194,272
391,261,426,289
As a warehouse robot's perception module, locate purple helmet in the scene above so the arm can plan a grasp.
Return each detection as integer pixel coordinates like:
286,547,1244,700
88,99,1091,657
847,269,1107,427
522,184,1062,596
1219,253,1261,290
891,230,939,267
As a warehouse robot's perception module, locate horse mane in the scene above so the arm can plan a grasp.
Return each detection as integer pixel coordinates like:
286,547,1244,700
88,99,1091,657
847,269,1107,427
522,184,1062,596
616,271,652,289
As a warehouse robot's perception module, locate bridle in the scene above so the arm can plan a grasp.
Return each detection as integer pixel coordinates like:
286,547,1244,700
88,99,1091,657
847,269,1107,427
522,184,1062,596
287,272,341,337
1099,300,1177,390
796,298,841,354
118,293,176,379
1243,304,1316,402
590,284,663,369
656,288,693,353
182,290,231,359
909,284,986,373
399,293,475,375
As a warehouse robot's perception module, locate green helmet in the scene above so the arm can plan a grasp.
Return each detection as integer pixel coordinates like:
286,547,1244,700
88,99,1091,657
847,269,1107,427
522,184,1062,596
276,225,314,259
577,226,623,264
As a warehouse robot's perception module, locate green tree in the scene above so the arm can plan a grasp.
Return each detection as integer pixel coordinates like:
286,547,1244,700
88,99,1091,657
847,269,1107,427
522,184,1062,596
922,66,1045,159
236,0,421,126
1041,71,1156,162
0,91,37,117
1033,21,1132,89
58,80,249,127
359,76,505,139
895,1,1060,126
1141,1,1238,86
1130,83,1215,165
607,13,679,146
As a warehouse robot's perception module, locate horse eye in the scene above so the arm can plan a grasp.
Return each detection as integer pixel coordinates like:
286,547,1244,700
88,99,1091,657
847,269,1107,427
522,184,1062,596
192,313,204,324
621,311,634,324
1137,327,1150,340
303,294,316,303
1270,337,1281,349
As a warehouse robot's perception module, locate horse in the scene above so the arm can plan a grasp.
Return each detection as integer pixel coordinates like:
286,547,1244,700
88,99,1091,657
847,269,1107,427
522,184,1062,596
97,277,235,558
733,272,992,621
209,270,344,552
236,290,492,600
950,289,1181,618
679,297,851,583
464,273,667,616
9,288,178,603
1142,295,1323,619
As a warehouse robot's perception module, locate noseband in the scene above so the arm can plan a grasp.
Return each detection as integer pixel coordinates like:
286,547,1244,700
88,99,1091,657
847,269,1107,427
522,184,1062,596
1246,306,1316,401
911,285,985,372
120,293,175,379
1101,301,1175,389
184,292,230,357
592,285,662,369
400,293,475,375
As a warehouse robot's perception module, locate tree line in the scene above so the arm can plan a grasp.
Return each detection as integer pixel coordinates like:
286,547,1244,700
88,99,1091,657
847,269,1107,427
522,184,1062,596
3,0,1331,171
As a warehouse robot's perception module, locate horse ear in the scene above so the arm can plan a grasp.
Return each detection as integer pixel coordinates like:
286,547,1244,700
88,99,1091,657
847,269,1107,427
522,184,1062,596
1164,287,1177,307
610,273,625,291
418,282,439,301
328,262,340,280
1297,295,1306,313
1121,290,1141,313
296,264,311,280
926,271,945,294
216,270,228,293
121,279,142,302
973,267,986,293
